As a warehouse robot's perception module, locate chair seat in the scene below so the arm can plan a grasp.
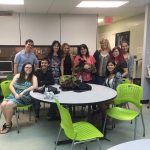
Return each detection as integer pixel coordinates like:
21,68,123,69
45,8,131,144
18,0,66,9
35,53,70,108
106,107,139,121
73,121,103,141
17,104,32,111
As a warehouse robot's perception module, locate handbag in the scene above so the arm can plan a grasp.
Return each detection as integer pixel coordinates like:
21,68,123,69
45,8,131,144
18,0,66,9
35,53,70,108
47,85,60,94
73,80,92,92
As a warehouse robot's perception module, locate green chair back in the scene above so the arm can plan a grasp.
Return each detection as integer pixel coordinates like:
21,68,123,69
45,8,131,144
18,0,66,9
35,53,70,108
55,100,76,140
0,80,11,98
114,83,143,109
122,78,131,84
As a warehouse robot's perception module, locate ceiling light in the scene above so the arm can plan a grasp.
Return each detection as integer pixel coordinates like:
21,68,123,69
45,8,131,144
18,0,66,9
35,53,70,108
0,0,24,5
98,18,104,23
77,1,128,8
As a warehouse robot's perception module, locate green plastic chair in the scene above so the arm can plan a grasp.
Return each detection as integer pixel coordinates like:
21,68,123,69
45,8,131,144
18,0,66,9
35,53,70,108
55,99,104,150
122,78,131,84
0,80,33,133
103,83,145,140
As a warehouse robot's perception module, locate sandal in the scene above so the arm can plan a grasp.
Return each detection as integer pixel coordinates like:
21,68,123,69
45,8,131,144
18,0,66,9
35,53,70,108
0,122,12,134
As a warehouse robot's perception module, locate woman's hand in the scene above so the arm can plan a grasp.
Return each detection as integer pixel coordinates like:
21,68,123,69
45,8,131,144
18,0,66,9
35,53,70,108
60,76,65,82
84,64,91,69
15,93,21,99
19,89,27,97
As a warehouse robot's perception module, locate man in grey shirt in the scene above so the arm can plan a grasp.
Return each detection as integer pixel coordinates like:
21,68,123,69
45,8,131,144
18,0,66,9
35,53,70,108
14,39,39,74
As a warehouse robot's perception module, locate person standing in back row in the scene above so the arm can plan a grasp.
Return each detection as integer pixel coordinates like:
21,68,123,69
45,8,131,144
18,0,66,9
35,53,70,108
14,39,39,75
93,38,111,85
121,41,134,81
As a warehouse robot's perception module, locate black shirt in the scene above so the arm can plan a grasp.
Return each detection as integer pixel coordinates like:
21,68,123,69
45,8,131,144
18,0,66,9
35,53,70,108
115,61,127,74
35,69,55,86
64,55,72,75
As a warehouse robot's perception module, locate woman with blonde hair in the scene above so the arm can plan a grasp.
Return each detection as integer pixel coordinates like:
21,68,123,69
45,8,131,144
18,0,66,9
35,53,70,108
93,38,111,85
60,43,74,80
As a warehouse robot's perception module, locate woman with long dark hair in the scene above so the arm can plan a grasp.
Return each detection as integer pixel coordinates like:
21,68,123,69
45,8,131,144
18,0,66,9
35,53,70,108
121,41,134,81
105,60,123,89
110,46,128,78
73,44,96,83
0,62,38,134
48,40,62,84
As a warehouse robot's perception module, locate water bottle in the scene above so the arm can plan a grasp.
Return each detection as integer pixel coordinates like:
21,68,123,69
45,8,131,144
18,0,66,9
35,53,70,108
79,75,82,82
44,87,49,99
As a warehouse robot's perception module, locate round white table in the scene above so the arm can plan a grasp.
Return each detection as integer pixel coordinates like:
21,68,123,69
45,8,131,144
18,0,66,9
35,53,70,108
107,139,150,150
30,84,117,105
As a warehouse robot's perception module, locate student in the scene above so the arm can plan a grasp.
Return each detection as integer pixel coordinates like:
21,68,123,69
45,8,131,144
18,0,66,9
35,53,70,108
48,40,62,84
0,62,38,134
104,60,123,90
110,46,128,78
74,44,96,83
47,41,62,120
14,39,39,74
60,43,74,80
93,38,111,85
121,41,134,81
34,58,54,118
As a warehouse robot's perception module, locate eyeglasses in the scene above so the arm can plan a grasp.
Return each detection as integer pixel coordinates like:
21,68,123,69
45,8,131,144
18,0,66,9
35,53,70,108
25,67,32,69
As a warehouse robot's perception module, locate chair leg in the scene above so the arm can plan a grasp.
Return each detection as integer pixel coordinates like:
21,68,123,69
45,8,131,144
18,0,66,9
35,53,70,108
29,107,32,121
140,111,145,137
134,117,137,140
55,128,62,150
15,109,20,134
97,138,102,150
0,110,2,119
102,115,107,134
71,140,75,150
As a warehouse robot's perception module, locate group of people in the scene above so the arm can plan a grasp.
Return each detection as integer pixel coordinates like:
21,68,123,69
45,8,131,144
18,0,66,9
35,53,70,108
0,38,134,134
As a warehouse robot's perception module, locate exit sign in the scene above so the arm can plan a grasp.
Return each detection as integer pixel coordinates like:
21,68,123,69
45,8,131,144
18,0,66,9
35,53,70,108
104,17,113,24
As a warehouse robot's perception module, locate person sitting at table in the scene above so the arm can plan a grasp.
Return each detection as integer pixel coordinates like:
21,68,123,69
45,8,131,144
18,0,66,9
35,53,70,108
73,44,96,83
34,58,54,118
94,60,123,128
104,60,123,90
0,62,38,134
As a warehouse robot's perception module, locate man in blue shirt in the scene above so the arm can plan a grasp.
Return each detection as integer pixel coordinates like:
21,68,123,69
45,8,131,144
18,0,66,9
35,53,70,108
14,39,38,74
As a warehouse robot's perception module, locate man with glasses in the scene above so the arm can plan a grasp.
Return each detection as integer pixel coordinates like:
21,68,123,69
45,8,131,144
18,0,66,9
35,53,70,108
14,39,38,74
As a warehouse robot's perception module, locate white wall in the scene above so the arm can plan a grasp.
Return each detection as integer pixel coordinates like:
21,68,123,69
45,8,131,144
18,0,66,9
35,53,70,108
0,14,97,52
20,14,61,45
61,14,97,54
98,14,145,78
0,14,20,45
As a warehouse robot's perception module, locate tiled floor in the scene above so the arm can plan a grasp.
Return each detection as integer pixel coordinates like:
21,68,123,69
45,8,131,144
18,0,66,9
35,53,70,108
0,104,150,150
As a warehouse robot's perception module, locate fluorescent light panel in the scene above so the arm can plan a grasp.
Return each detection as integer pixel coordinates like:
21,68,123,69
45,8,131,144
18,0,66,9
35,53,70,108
0,0,24,5
77,1,128,8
